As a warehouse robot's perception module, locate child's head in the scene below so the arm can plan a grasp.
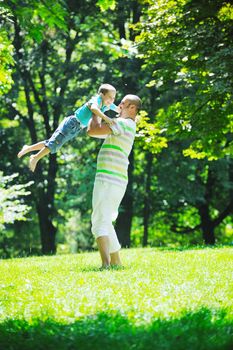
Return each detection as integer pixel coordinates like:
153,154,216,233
98,83,116,106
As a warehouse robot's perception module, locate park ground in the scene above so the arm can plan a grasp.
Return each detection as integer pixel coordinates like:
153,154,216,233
0,246,233,349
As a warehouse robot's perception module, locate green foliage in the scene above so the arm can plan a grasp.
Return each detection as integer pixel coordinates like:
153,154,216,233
136,111,168,154
97,0,116,12
136,0,233,159
2,0,68,40
0,8,14,95
54,138,98,252
132,141,233,246
0,30,14,94
0,172,33,230
0,0,128,254
0,247,233,349
0,118,19,128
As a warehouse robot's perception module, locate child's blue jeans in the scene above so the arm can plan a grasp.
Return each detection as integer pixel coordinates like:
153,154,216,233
44,115,84,154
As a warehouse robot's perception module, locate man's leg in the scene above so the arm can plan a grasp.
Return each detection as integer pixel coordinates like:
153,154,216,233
110,251,122,266
96,236,110,268
91,181,125,268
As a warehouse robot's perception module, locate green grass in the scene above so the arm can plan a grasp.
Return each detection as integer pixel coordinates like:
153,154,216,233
0,247,233,349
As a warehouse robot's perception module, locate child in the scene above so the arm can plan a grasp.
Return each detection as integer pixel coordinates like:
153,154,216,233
18,84,119,172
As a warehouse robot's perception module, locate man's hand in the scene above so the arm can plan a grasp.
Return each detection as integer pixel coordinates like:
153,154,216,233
87,115,113,138
102,115,115,126
115,106,121,114
92,114,102,125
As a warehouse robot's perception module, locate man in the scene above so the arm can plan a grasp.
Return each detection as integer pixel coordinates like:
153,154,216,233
87,94,142,268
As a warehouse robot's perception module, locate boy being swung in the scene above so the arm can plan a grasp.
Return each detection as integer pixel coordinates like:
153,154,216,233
18,84,119,171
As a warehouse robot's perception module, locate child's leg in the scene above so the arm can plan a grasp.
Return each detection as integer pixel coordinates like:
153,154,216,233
18,141,46,158
29,146,50,172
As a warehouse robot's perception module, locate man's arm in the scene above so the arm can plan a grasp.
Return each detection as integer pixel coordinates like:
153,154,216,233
87,117,112,138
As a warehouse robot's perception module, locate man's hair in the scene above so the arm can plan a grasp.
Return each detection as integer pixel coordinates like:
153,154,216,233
125,94,142,112
98,84,116,95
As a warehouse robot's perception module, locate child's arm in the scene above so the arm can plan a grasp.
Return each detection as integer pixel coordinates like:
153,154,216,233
89,103,115,126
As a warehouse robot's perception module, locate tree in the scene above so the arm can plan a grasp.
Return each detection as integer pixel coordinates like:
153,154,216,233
0,171,33,257
136,0,233,159
1,0,127,254
3,0,69,254
149,143,233,245
111,0,143,247
128,0,233,246
0,172,32,229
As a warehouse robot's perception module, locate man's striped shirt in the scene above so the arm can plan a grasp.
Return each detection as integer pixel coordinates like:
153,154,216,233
95,117,136,188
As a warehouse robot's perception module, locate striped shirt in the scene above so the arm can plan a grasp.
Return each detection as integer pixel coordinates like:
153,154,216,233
95,117,136,188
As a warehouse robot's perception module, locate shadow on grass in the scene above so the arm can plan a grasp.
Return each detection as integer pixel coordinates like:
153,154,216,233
0,308,232,350
149,244,233,252
80,265,127,273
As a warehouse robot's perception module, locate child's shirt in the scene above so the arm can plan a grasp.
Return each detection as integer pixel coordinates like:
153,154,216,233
75,95,118,127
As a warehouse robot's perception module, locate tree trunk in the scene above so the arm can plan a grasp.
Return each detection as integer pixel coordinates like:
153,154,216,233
37,199,57,254
116,150,134,247
114,0,142,247
198,204,215,245
34,154,58,254
143,153,153,246
196,164,216,245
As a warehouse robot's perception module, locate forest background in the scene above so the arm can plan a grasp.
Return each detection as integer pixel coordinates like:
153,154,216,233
0,0,233,258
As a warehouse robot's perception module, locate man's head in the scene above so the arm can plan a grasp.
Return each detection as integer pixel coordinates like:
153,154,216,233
98,83,116,107
118,94,142,120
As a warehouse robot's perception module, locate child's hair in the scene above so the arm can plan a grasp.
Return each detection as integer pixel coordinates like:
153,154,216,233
98,84,116,95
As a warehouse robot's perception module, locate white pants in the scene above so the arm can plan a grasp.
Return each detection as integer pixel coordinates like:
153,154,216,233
91,180,127,253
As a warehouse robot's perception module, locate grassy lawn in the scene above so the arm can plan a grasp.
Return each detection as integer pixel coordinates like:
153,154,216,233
0,247,233,349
